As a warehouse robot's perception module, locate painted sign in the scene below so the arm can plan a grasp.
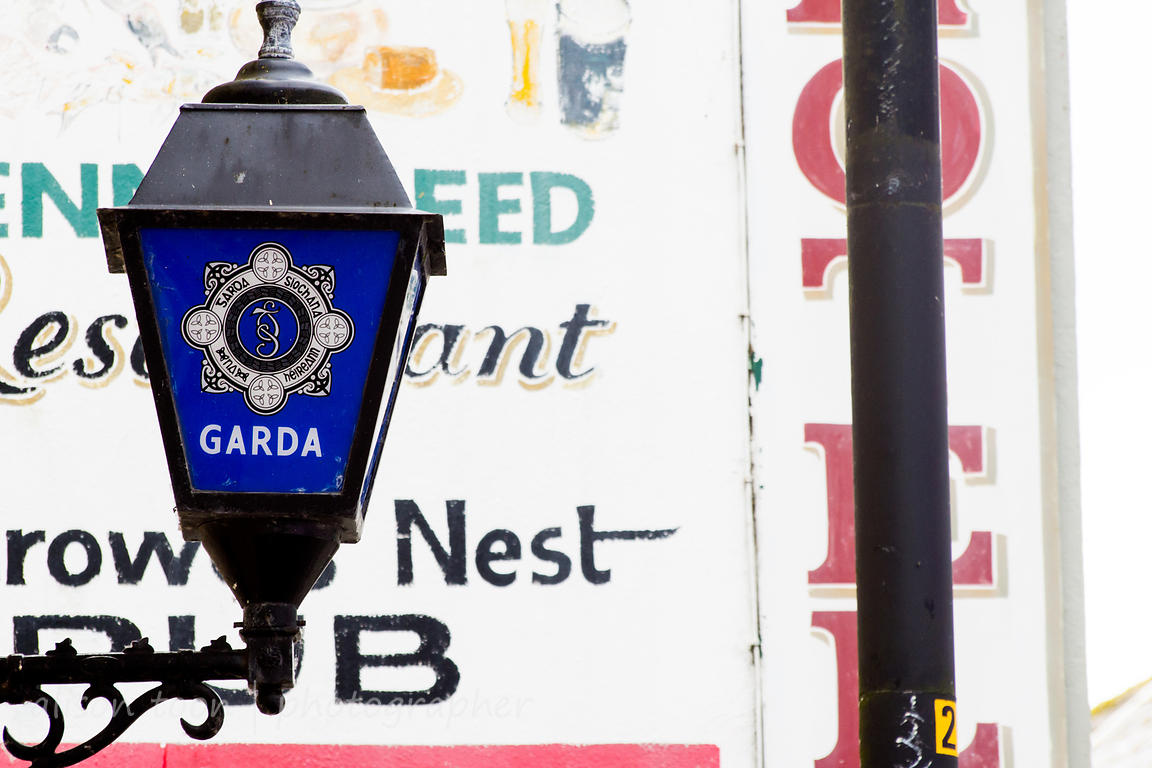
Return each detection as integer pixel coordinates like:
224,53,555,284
0,0,754,762
0,1,1082,766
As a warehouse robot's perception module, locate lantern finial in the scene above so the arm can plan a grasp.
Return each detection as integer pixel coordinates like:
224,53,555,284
201,0,347,104
257,0,301,60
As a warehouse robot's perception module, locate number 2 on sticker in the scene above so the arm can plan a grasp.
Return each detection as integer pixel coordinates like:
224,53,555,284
935,699,958,757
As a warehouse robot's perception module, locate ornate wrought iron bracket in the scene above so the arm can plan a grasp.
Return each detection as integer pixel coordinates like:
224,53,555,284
0,603,303,768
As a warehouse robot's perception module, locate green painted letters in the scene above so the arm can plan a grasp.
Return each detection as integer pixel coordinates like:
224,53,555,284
531,172,594,245
0,163,8,238
478,172,523,245
21,163,98,238
112,164,144,207
415,169,466,244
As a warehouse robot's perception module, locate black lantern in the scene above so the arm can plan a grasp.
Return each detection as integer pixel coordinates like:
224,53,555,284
0,2,444,765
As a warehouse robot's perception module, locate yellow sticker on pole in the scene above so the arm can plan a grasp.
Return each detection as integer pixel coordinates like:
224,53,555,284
935,699,958,757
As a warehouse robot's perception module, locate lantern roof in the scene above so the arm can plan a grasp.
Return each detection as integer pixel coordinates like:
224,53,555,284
133,105,412,211
102,104,446,277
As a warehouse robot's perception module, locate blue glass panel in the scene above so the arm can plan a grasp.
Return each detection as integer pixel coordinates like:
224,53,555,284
139,228,400,493
361,261,424,508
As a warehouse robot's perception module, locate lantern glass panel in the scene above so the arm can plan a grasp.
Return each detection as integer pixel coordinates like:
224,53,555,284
361,259,424,505
138,226,402,494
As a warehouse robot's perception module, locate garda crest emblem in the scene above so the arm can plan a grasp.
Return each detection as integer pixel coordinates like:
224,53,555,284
181,242,355,415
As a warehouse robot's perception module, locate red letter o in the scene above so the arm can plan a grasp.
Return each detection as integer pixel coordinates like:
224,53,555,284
791,60,983,206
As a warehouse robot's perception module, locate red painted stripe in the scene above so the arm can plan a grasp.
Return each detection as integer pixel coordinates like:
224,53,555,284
0,743,719,768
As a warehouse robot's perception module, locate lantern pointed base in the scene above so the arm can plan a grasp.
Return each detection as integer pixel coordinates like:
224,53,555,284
197,519,340,609
197,519,334,717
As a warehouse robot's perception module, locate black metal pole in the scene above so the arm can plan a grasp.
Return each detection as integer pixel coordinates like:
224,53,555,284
842,2,958,768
